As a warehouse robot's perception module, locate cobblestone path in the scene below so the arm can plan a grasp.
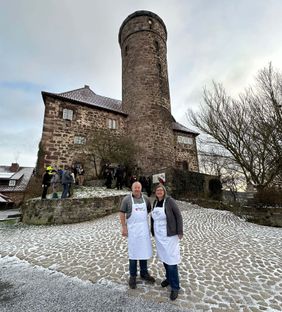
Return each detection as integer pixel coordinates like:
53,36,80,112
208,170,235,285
0,202,281,311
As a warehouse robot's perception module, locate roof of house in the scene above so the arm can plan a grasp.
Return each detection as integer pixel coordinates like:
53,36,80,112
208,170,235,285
0,193,13,203
172,122,199,136
41,85,199,137
42,85,127,115
0,166,34,192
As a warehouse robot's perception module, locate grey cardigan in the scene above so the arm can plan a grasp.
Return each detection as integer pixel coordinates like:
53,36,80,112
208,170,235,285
151,196,183,237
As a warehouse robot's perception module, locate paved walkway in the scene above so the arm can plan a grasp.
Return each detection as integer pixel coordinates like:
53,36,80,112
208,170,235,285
0,202,281,311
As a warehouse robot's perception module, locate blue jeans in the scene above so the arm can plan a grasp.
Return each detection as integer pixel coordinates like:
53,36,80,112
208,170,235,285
61,183,70,198
164,262,180,291
129,259,148,277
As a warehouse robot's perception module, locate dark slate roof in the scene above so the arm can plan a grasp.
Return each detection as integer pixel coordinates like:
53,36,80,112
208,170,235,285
0,193,13,203
0,167,34,192
172,122,199,136
42,85,126,115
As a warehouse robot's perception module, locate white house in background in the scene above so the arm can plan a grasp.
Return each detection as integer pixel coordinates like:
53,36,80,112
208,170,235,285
0,163,34,206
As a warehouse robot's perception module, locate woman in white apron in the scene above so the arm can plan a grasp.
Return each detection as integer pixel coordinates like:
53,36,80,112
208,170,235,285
151,184,183,301
120,182,155,289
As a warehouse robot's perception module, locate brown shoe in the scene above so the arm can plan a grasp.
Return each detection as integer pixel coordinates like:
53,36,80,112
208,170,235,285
129,276,136,289
140,273,155,283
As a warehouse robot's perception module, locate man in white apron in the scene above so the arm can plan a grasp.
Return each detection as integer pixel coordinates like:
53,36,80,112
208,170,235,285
120,181,155,289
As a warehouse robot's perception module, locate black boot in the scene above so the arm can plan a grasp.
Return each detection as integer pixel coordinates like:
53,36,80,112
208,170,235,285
170,290,178,301
129,276,136,289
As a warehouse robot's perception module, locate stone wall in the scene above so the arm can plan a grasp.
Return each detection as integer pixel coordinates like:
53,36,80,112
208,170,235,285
163,167,218,199
40,95,126,176
174,132,199,172
187,198,282,228
235,205,282,227
21,195,123,225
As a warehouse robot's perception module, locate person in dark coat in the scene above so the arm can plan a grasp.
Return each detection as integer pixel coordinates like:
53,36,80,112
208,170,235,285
145,176,152,197
139,176,147,193
130,175,137,187
41,169,52,199
115,165,124,190
105,170,113,189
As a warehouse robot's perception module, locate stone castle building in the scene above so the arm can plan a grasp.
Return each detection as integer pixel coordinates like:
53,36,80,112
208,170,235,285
38,10,199,177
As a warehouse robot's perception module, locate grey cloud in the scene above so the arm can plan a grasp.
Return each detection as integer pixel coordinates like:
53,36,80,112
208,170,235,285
1,0,282,166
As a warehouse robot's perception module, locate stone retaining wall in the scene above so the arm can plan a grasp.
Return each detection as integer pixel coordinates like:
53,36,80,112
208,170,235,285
21,195,124,225
186,198,282,228
236,205,282,227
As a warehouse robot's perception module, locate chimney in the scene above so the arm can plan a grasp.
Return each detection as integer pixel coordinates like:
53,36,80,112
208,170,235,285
10,163,19,172
84,85,90,89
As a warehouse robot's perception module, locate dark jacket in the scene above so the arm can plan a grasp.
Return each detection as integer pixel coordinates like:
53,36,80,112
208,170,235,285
61,170,74,184
42,172,52,186
151,196,183,237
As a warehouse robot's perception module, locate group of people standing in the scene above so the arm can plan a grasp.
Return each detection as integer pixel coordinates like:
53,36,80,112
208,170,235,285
41,164,85,199
104,165,124,189
105,166,153,197
120,182,183,301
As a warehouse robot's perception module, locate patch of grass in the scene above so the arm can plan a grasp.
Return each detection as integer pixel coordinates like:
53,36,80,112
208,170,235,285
0,219,18,225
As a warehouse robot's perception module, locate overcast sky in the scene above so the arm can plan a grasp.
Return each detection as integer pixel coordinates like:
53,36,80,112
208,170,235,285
1,0,282,167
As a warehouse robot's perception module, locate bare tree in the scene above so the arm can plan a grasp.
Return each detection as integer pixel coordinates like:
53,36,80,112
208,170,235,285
198,138,246,200
81,129,139,178
188,64,282,191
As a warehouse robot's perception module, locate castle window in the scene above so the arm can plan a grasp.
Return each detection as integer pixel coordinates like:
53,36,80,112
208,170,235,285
148,19,153,29
74,136,86,145
63,108,73,121
108,118,117,129
9,179,16,187
125,45,128,56
177,136,193,145
154,40,159,52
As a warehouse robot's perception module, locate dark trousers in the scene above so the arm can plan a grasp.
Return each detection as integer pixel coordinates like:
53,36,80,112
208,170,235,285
61,183,70,198
41,185,49,199
129,259,148,277
164,262,180,291
116,178,123,190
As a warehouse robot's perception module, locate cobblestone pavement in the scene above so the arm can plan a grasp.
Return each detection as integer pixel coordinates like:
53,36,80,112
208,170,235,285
0,202,281,311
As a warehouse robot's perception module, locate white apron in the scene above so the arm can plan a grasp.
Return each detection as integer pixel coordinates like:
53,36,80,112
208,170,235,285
152,199,180,265
127,195,152,260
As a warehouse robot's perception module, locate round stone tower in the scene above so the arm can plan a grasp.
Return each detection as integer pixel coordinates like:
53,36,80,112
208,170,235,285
119,10,175,174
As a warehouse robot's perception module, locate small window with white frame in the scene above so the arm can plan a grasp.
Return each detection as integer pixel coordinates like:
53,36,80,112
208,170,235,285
9,179,16,187
63,108,73,120
74,136,86,145
107,118,117,129
177,135,193,145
